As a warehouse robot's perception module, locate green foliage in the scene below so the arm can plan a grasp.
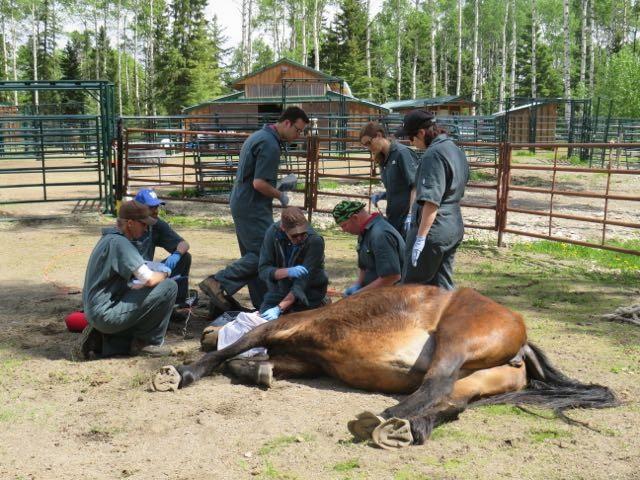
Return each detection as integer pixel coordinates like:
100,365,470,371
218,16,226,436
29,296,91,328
333,459,360,471
595,46,640,118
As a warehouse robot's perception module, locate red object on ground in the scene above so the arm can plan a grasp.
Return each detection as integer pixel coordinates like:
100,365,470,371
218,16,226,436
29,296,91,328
65,311,88,332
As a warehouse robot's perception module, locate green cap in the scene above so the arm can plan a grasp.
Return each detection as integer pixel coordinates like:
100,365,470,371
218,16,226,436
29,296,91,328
332,200,365,224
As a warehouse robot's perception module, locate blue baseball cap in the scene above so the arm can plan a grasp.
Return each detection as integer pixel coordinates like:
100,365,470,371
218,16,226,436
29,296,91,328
134,188,165,207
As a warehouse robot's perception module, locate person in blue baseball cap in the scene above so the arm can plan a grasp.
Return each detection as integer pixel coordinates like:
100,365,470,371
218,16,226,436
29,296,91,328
133,188,192,307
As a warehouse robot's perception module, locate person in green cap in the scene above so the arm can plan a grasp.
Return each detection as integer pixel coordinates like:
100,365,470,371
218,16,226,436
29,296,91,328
395,109,469,290
74,200,177,360
199,107,310,311
359,121,418,237
332,200,405,296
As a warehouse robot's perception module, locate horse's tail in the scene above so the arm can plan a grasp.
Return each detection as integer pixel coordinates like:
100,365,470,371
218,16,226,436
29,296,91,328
471,342,619,419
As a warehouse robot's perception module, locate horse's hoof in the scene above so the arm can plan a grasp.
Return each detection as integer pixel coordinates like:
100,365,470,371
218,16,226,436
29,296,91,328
151,365,181,392
371,417,413,450
347,411,384,441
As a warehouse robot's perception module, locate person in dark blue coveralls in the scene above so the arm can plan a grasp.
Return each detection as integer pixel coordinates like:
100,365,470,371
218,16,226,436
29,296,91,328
133,188,191,306
359,122,418,237
199,107,310,311
396,110,469,290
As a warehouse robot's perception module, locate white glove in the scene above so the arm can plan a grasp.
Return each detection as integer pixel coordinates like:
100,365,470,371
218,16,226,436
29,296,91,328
411,236,426,267
280,192,290,206
403,215,412,234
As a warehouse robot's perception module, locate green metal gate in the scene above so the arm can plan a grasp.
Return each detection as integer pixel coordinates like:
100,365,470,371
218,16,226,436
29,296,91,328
0,81,116,214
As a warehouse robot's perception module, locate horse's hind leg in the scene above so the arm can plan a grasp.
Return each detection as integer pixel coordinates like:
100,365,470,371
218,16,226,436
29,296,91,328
370,364,527,449
224,354,322,388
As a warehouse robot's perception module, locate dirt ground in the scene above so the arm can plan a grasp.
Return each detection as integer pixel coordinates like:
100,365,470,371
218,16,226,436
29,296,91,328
1,209,639,480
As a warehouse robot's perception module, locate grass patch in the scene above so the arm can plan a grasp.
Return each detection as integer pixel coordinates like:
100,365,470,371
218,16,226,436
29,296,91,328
129,373,149,388
48,371,72,384
159,214,233,229
477,404,526,416
262,461,299,479
167,187,200,198
393,468,430,480
258,434,311,456
318,179,340,190
528,428,572,443
333,459,360,472
430,425,485,442
469,170,497,182
512,240,640,272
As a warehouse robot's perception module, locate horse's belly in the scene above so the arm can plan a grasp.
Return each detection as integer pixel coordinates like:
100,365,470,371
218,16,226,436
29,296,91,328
328,329,433,394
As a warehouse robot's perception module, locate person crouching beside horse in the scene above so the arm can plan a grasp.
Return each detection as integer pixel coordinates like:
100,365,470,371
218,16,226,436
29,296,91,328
257,207,329,321
332,200,405,297
73,200,177,360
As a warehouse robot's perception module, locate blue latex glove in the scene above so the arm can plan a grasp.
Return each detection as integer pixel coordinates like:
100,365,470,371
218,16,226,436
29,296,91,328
370,191,387,207
163,252,182,271
261,306,281,321
403,215,413,234
343,283,361,297
280,192,290,206
287,265,309,279
412,236,426,267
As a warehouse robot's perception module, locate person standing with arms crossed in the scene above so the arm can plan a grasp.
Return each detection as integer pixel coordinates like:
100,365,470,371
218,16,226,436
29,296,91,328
199,107,310,310
396,110,469,290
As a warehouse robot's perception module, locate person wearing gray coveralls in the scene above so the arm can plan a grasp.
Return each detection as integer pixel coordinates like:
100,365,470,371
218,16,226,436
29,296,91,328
396,110,469,290
74,200,177,360
199,107,310,311
359,122,418,237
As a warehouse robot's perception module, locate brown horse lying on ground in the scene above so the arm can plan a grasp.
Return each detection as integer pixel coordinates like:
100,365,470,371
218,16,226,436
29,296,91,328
152,286,617,449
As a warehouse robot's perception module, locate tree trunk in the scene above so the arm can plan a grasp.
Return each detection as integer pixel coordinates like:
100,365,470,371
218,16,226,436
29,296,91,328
247,0,253,70
313,0,319,70
367,0,372,98
456,0,462,96
31,1,39,107
94,6,99,79
10,11,17,105
411,0,419,99
471,0,479,113
509,0,516,101
117,0,123,116
102,1,108,78
499,0,509,110
2,16,8,82
579,0,587,86
396,0,402,98
241,0,247,75
531,0,537,98
124,15,130,100
133,17,140,115
149,0,156,116
301,0,307,65
588,0,594,96
431,7,437,98
562,0,571,102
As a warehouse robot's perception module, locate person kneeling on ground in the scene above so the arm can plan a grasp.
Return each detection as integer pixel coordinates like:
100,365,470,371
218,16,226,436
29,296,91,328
332,200,405,297
73,200,177,360
133,188,192,307
258,206,329,321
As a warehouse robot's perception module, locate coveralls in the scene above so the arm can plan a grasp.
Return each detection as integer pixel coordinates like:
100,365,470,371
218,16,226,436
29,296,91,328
258,222,328,313
358,214,406,287
133,218,191,303
214,125,282,309
403,134,469,290
83,228,177,356
379,141,418,236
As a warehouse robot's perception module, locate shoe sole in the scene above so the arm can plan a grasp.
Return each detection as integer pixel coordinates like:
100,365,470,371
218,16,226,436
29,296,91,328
71,326,99,361
198,280,232,311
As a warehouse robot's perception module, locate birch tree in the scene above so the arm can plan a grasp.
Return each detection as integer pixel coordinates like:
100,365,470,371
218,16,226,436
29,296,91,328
562,0,571,104
531,0,537,98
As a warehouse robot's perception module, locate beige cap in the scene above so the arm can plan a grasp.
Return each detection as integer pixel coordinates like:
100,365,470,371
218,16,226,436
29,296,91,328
118,200,157,226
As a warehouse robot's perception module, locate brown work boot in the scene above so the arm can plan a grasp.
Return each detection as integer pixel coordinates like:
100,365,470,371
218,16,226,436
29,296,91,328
71,326,103,361
225,358,273,388
130,339,174,357
200,325,221,352
198,276,232,312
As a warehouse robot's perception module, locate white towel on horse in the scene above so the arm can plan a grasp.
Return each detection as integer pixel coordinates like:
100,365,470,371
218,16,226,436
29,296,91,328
217,311,268,358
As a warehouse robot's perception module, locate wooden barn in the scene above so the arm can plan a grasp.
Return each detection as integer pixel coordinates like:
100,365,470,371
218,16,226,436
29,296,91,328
183,58,388,139
382,95,476,116
494,101,558,143
0,103,20,152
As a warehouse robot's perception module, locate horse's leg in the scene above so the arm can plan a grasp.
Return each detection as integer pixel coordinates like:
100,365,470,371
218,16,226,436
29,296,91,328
224,354,323,388
371,364,527,449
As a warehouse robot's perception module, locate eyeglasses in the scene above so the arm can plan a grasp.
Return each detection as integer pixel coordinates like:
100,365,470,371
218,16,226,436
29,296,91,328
288,231,308,241
294,125,305,135
361,138,372,148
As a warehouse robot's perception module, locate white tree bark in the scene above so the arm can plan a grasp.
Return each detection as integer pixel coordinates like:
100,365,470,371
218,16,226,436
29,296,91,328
411,0,420,99
117,0,123,116
313,0,319,70
133,16,140,115
94,5,99,79
367,0,372,98
124,15,130,99
579,0,587,86
10,11,17,105
431,8,437,98
31,1,39,106
499,0,509,110
241,0,247,75
531,0,537,98
301,0,307,65
247,0,253,70
2,15,8,82
471,0,479,112
509,0,516,101
396,0,402,98
562,0,571,102
456,0,462,96
588,0,594,96
148,0,156,116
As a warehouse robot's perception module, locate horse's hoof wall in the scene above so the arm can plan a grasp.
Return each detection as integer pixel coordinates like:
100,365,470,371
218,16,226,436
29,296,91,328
151,365,181,392
371,417,413,450
347,411,384,441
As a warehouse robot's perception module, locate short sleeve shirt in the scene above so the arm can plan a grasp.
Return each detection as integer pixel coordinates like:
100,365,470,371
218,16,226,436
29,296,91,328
357,215,406,286
82,229,145,320
380,141,418,231
414,134,470,248
229,125,282,215
132,219,183,261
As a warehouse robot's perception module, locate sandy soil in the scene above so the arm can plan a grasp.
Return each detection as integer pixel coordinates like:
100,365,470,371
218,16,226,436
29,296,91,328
0,213,639,480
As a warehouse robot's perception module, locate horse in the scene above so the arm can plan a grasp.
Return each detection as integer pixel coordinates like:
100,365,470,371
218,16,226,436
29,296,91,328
151,285,617,450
